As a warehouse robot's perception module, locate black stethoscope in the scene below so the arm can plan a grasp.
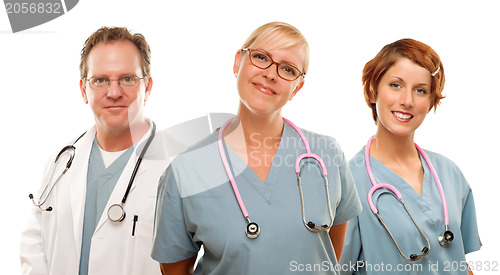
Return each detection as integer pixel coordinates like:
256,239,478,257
30,122,156,223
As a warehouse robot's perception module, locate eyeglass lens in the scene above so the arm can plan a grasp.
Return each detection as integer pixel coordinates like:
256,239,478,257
89,76,140,89
247,50,301,81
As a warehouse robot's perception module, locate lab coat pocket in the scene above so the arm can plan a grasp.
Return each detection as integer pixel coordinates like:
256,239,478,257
123,201,157,273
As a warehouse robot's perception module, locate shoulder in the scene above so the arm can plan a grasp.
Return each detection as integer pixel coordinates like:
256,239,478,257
348,148,366,167
295,126,343,154
421,148,473,199
170,131,219,168
421,148,463,175
45,127,94,159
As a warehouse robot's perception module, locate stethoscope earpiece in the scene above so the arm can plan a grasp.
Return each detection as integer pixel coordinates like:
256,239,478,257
246,222,260,238
307,222,315,229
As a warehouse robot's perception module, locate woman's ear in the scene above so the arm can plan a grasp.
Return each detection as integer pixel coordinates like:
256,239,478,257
233,50,242,78
369,89,377,104
289,80,304,101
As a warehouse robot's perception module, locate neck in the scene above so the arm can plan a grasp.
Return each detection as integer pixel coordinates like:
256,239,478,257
234,103,284,147
96,119,150,152
370,126,418,162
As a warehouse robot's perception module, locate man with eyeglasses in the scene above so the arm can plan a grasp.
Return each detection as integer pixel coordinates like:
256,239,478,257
20,27,166,275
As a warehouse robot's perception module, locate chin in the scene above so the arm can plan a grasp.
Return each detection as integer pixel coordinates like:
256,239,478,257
101,116,131,130
242,98,284,115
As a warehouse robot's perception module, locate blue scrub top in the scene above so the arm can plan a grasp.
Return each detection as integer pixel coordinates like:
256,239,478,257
79,139,134,275
340,148,481,275
152,121,362,274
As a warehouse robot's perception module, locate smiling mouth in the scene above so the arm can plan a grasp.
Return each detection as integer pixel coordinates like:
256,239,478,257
254,83,276,95
392,111,413,120
105,106,127,110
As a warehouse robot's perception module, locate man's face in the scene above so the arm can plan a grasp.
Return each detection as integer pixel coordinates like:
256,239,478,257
80,40,152,133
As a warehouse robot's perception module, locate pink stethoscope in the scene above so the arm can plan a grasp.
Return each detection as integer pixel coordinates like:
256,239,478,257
365,136,454,262
217,117,334,239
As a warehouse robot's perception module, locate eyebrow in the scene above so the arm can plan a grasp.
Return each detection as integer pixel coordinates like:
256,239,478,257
389,76,430,87
255,48,301,68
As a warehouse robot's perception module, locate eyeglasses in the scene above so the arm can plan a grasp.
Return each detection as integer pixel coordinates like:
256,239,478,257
86,76,146,90
241,48,305,81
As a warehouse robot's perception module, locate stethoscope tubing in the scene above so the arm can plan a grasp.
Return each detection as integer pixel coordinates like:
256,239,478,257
30,132,86,210
364,135,449,226
217,117,250,219
120,122,156,204
218,117,334,237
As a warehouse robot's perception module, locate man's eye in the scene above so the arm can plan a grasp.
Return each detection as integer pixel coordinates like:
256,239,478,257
92,78,108,85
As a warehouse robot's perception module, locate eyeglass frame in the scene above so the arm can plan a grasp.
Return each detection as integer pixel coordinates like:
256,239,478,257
85,75,148,90
241,48,305,81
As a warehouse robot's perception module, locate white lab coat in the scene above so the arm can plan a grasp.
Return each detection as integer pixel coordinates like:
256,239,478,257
20,124,169,275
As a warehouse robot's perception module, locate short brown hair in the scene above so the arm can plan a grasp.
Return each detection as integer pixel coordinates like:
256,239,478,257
362,38,445,123
80,27,151,85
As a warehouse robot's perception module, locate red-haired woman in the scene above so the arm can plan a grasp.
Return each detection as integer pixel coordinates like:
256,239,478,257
341,39,481,274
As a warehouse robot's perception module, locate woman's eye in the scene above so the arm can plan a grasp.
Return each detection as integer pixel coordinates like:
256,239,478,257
390,83,401,88
253,53,268,62
416,88,427,94
281,66,297,76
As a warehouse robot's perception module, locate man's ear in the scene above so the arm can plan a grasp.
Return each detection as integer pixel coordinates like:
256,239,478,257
144,77,153,104
80,79,88,104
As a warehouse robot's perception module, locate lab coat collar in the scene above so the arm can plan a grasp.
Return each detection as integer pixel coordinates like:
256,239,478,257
93,120,156,234
69,125,96,257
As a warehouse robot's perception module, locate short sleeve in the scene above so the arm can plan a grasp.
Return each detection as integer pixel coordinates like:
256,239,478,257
151,165,200,263
460,188,482,254
333,150,362,225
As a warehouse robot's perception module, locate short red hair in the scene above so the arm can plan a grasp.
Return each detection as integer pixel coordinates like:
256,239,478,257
362,38,445,123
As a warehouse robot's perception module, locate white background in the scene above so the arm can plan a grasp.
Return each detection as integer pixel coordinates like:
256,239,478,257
1,0,499,273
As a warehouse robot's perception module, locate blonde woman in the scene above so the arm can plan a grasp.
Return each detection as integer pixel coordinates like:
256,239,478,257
152,22,361,274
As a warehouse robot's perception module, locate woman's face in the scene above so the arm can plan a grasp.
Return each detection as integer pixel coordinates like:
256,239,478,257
372,57,432,138
233,43,305,116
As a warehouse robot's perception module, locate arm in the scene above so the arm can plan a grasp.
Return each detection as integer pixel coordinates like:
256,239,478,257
20,208,49,275
159,256,196,275
329,221,349,263
20,156,55,275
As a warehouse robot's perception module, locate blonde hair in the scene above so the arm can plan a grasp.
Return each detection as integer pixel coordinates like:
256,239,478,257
242,22,309,75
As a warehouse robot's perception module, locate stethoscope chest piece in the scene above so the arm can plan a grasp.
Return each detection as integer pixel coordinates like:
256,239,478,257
108,203,126,222
246,222,260,239
438,229,454,246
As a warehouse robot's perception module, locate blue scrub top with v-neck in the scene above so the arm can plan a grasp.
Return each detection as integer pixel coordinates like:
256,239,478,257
152,121,362,274
340,148,481,275
79,139,134,275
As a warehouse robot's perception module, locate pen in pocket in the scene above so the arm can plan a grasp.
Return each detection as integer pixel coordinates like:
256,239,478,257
132,215,138,236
